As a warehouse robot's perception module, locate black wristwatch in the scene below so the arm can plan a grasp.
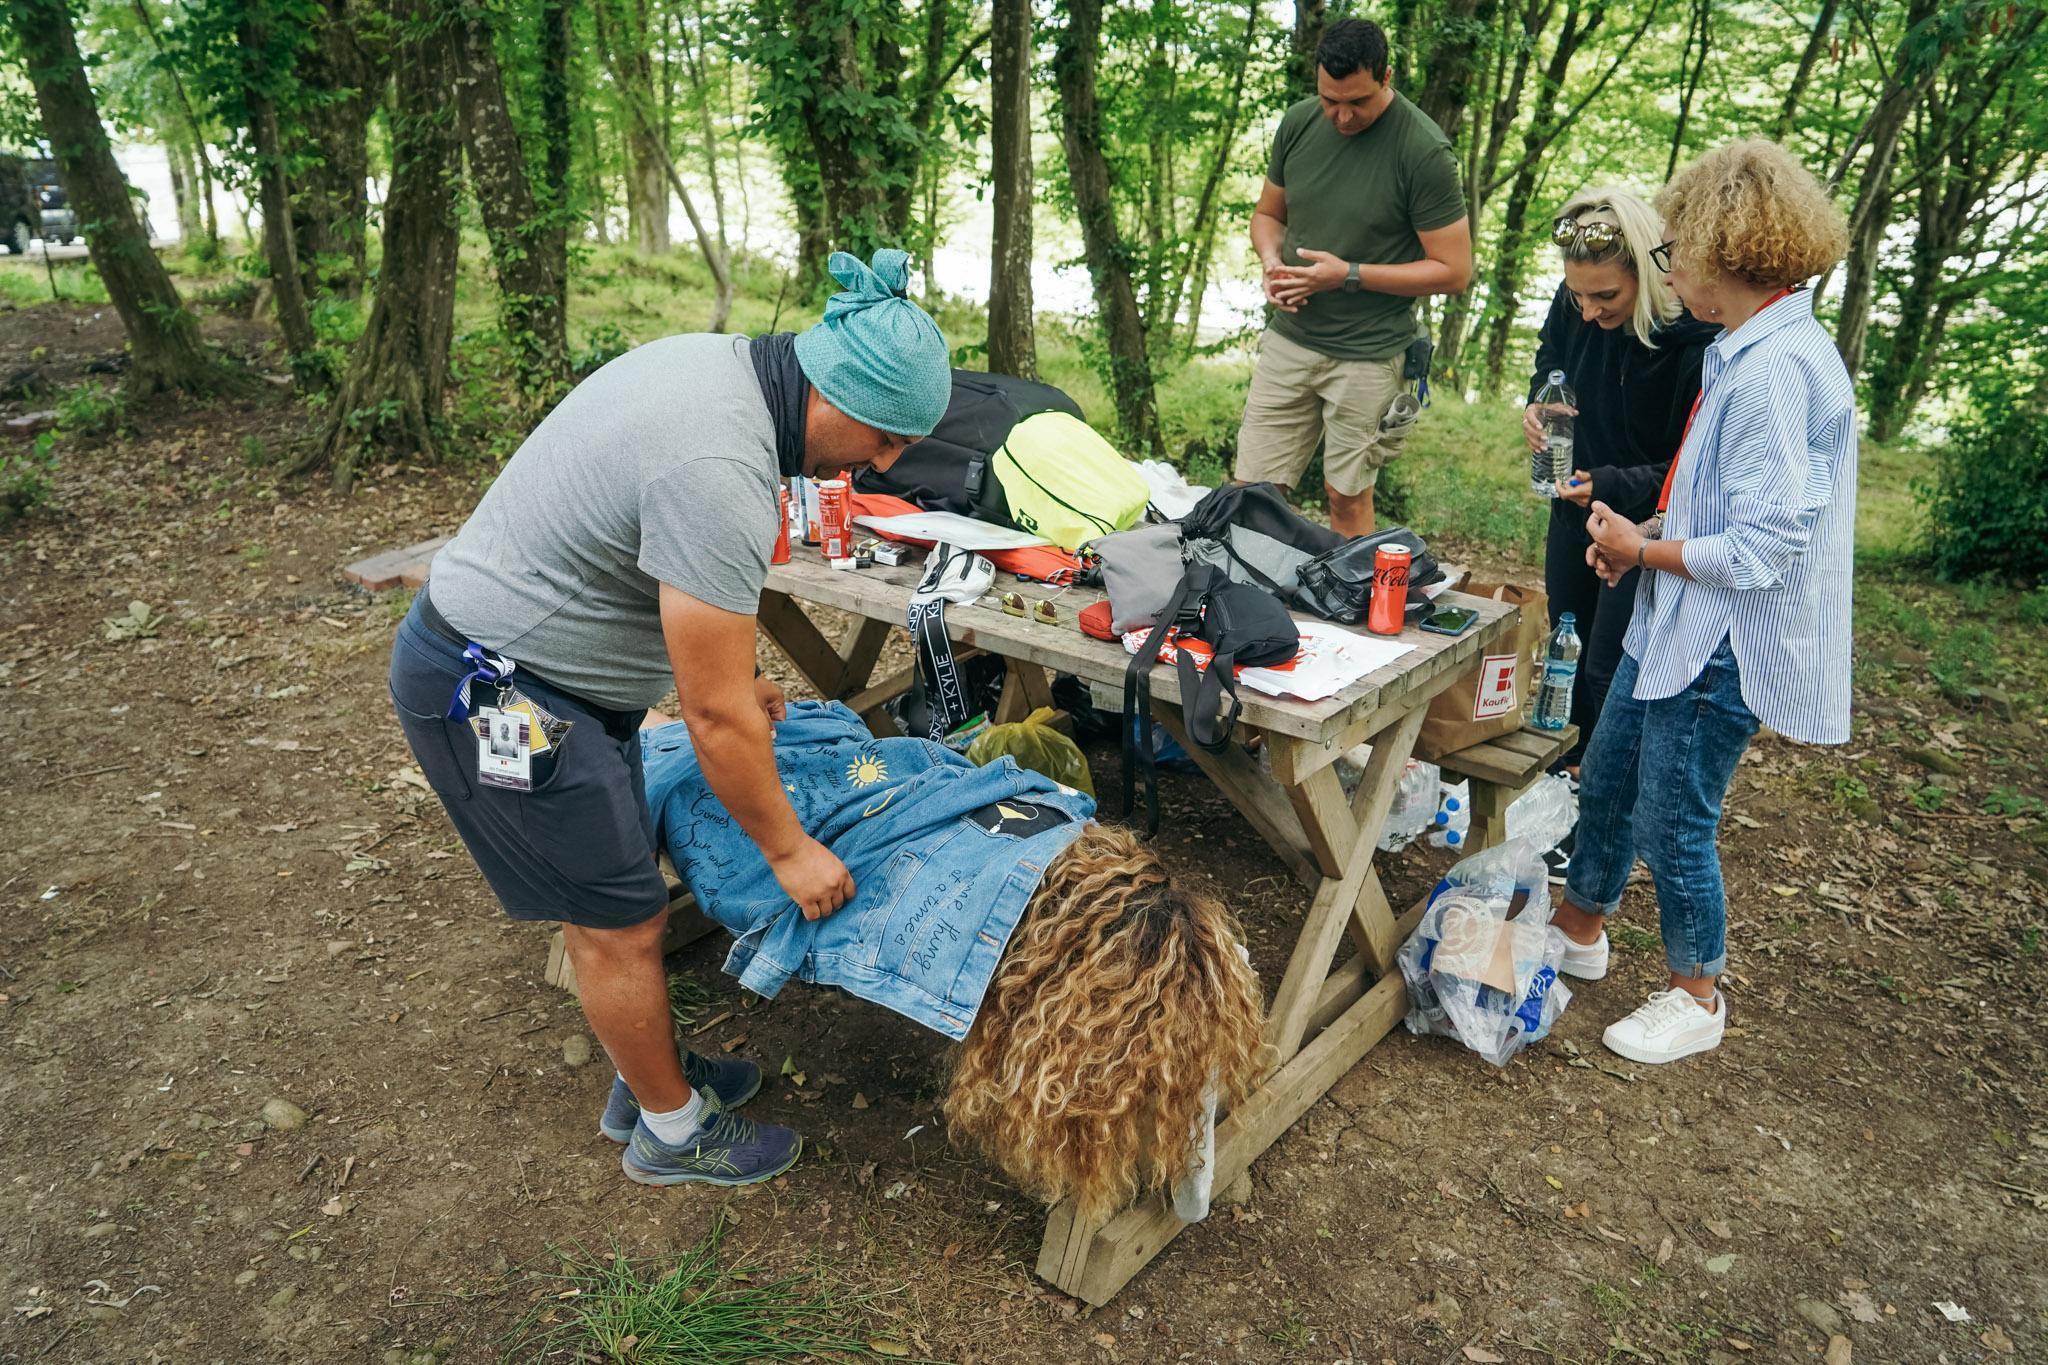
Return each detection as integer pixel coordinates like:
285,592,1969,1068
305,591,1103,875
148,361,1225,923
1343,262,1361,293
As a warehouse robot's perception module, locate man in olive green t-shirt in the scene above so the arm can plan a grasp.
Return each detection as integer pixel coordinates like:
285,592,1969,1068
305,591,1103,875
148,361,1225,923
1235,17,1472,535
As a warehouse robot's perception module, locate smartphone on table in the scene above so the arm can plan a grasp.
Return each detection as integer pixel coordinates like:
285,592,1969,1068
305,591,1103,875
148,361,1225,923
1419,605,1479,636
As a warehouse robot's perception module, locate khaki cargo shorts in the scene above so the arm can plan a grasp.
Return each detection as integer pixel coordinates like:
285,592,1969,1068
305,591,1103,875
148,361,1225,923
1234,329,1415,497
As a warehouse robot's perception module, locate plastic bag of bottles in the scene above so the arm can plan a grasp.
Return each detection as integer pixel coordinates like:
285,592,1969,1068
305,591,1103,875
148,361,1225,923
1398,837,1572,1067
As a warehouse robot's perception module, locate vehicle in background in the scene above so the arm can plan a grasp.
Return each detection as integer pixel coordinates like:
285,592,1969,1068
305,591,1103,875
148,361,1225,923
25,157,156,246
0,154,37,255
29,158,76,245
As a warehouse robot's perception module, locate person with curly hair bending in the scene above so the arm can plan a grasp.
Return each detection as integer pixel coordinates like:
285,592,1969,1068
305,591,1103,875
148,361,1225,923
628,700,1267,1217
1549,140,1856,1065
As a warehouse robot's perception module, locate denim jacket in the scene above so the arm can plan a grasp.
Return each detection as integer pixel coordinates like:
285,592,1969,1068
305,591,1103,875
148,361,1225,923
641,701,1094,1040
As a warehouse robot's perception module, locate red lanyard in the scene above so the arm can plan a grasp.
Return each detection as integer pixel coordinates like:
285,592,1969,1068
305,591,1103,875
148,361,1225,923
1657,288,1796,515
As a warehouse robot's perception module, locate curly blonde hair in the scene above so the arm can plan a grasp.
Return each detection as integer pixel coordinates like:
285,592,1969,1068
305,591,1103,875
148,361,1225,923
945,823,1265,1215
1656,139,1847,288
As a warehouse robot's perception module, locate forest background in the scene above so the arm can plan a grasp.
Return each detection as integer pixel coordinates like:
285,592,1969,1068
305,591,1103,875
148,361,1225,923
1,0,2044,580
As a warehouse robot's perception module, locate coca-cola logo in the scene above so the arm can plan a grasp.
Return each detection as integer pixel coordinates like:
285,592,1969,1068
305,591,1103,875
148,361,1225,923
1373,563,1409,589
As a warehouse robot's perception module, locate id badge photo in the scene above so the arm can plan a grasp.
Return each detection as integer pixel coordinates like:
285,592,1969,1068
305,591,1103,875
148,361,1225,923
475,706,533,791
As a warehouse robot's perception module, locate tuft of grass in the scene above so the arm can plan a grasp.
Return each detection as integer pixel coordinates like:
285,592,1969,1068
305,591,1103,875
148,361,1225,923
666,972,711,1031
55,380,126,435
503,1229,906,1364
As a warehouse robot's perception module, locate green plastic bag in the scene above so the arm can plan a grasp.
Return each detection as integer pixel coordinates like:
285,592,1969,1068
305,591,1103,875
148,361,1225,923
965,707,1096,797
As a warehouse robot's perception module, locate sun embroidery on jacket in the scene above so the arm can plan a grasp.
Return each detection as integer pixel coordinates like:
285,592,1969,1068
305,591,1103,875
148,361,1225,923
846,751,889,787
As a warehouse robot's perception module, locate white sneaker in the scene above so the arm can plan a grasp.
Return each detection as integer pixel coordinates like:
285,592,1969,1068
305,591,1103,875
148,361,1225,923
1555,929,1609,981
1602,988,1726,1065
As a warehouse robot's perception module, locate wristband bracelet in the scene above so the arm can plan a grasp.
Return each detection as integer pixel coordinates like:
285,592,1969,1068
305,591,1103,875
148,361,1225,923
1636,543,1647,572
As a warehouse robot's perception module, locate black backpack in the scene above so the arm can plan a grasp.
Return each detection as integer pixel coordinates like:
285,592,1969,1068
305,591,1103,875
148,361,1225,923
1121,563,1299,835
1181,482,1442,622
851,369,1084,526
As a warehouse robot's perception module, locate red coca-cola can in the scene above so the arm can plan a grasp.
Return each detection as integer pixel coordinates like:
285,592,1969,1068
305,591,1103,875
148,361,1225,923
772,486,792,565
817,479,851,560
1367,544,1410,636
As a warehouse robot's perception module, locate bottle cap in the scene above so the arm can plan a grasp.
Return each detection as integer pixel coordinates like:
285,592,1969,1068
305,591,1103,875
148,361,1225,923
1548,369,1566,384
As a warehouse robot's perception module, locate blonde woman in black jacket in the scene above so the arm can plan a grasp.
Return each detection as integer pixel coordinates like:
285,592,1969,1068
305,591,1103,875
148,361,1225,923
1525,188,1718,798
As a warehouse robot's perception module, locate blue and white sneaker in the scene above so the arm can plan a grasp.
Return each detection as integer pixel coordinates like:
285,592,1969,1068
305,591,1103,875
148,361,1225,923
621,1091,802,1187
599,1051,762,1143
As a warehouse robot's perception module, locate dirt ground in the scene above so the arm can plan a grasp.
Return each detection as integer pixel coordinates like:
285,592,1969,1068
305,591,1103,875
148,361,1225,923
2,299,2044,1365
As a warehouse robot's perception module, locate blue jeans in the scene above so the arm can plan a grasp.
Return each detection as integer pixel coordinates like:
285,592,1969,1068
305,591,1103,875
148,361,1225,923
1564,640,1759,978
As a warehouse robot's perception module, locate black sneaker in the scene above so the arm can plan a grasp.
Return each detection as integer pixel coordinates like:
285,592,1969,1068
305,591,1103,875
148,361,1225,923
1543,828,1575,885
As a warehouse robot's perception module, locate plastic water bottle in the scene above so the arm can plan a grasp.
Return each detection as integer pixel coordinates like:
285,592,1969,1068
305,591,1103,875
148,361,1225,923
1530,370,1575,497
1533,614,1582,731
1427,780,1471,849
1378,759,1444,852
1505,773,1577,852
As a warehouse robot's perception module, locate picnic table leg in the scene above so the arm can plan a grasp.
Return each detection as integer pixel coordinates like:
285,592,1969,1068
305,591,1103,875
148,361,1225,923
756,590,895,704
1035,704,1427,1306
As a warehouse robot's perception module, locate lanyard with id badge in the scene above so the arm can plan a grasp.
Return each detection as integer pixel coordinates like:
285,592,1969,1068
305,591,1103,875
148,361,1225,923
446,643,572,792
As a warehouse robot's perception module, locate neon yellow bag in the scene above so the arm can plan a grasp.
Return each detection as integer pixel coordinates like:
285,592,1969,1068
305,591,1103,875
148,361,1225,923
966,707,1096,797
992,411,1150,552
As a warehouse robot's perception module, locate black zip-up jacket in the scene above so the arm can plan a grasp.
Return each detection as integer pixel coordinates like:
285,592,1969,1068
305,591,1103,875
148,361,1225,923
1526,282,1719,522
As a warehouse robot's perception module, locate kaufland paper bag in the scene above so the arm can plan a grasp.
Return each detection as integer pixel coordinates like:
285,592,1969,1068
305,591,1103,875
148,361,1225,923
1415,581,1548,759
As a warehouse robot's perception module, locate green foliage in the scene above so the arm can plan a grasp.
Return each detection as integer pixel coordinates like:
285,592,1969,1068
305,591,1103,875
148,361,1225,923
1925,395,2048,582
55,380,125,435
0,430,57,525
503,1228,895,1364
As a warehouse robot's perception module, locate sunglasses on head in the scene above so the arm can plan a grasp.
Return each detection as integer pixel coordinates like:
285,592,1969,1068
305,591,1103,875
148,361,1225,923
1553,216,1624,255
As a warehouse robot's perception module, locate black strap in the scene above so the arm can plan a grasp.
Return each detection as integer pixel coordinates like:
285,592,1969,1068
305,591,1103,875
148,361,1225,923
1120,565,1211,836
1176,642,1244,754
908,596,967,742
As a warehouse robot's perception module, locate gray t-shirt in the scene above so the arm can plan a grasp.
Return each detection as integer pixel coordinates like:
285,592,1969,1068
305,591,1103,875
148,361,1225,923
428,333,779,711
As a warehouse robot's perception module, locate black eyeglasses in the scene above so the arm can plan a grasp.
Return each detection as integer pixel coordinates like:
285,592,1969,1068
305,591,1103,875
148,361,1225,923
1650,240,1675,273
1552,216,1623,255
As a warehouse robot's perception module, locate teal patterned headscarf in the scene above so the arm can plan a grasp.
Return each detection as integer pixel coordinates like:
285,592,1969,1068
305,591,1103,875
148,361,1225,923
794,249,951,437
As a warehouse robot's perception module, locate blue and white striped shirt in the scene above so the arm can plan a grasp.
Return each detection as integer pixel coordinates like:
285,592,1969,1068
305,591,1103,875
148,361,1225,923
1623,289,1857,744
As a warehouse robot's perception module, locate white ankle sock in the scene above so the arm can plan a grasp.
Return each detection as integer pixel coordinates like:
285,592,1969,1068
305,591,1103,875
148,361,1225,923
642,1090,707,1145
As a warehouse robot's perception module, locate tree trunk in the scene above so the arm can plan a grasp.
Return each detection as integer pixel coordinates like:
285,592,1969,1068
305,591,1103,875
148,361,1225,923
451,1,569,405
678,0,729,255
1053,0,1162,457
1830,0,1938,373
126,0,221,259
1415,0,1498,139
618,1,671,254
8,0,220,395
167,137,203,246
306,0,460,493
1772,0,1838,140
1480,0,1601,393
1290,0,1326,102
986,0,1036,378
540,0,573,213
594,0,731,328
244,80,321,369
1664,0,1710,181
293,0,379,296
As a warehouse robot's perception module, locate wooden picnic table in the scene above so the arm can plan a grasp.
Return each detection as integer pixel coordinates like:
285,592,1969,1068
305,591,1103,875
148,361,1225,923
758,549,1519,1305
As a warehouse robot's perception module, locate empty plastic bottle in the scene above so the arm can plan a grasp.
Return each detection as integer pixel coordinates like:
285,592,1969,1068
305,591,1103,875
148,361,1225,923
1533,614,1582,731
1505,773,1578,852
1530,370,1576,497
1378,759,1443,852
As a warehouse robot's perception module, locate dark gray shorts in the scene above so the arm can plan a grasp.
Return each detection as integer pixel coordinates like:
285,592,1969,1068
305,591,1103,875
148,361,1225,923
387,593,669,931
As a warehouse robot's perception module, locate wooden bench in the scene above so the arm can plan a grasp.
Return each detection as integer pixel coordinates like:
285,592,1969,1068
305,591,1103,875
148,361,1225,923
1433,722,1578,851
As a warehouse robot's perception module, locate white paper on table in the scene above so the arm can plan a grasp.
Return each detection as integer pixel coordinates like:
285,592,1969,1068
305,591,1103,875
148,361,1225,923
853,511,1051,551
1237,623,1412,702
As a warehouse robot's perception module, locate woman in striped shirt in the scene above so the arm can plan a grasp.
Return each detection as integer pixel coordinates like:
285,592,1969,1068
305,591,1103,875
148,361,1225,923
1549,140,1856,1065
